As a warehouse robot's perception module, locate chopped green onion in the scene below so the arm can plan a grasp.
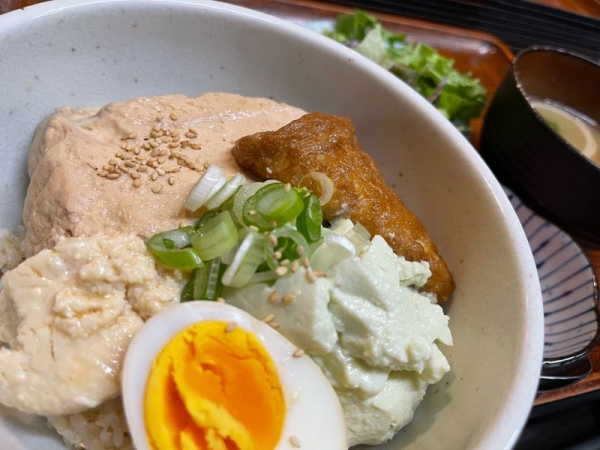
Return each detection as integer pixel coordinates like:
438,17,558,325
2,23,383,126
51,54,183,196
195,209,221,230
243,183,304,230
231,181,274,225
295,194,323,243
298,172,335,205
183,164,225,212
345,221,371,252
180,269,197,302
309,236,355,272
265,226,310,269
324,233,357,256
204,173,245,210
193,257,224,300
147,227,204,270
221,229,267,287
191,210,239,261
249,270,279,284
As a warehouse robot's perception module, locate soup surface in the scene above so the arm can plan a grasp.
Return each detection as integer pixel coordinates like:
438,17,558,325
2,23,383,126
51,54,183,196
531,100,600,167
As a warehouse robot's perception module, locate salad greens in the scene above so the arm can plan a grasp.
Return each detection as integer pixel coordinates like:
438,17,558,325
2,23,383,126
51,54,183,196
324,11,487,123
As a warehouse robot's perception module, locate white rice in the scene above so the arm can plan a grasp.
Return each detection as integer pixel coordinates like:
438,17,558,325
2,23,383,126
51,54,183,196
1,227,130,449
48,398,133,450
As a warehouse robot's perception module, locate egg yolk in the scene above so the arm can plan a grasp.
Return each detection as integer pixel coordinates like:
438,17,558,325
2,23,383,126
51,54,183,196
144,320,285,450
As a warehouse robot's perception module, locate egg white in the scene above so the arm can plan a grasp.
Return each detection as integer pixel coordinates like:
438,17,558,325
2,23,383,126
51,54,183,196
121,300,347,450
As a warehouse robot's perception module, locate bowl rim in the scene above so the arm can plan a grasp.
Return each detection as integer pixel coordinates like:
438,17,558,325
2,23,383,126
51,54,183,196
511,45,600,174
0,1,545,448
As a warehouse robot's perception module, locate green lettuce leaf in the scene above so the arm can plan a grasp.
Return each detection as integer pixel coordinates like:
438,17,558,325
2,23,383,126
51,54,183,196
324,11,487,123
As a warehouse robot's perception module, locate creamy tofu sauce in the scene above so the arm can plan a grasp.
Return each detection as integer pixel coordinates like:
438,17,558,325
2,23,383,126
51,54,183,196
23,93,306,256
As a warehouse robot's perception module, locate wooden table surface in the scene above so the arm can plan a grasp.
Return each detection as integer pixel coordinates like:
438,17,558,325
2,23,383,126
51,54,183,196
2,0,599,407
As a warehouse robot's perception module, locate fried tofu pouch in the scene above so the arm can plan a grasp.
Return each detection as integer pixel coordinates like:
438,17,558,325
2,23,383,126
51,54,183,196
232,112,454,303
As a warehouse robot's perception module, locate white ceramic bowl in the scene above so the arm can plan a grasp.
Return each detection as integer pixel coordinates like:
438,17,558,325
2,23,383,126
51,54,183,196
0,1,543,449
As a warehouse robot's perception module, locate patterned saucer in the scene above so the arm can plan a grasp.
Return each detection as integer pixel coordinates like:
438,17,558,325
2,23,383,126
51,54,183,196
503,186,599,365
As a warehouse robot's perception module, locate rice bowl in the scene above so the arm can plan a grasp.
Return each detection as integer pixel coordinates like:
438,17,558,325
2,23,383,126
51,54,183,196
0,1,543,449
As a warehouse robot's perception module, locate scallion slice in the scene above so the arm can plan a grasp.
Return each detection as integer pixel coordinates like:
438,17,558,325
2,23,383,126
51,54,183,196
193,257,224,300
204,173,245,210
147,227,204,270
243,183,304,230
298,171,335,205
191,210,239,261
183,164,224,212
265,226,310,269
309,235,356,272
231,181,273,226
180,269,197,302
221,230,267,287
345,221,372,252
295,194,323,243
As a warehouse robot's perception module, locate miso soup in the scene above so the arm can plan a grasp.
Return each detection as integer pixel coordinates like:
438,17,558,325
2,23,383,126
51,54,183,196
531,100,600,167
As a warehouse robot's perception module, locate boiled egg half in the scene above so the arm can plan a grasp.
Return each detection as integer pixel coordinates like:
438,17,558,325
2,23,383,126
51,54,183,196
122,301,347,450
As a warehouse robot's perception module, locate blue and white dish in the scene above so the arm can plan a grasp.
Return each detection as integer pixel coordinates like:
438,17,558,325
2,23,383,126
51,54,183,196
503,186,599,364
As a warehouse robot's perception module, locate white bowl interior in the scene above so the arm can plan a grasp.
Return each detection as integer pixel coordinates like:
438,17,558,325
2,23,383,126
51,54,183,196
0,1,544,449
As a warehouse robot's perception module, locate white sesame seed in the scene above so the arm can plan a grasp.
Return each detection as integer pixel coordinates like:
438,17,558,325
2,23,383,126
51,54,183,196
283,293,296,304
275,266,288,277
151,184,163,194
290,260,299,273
292,348,305,358
262,313,275,324
305,270,317,283
268,291,279,304
225,322,237,332
216,297,226,303
289,435,301,448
